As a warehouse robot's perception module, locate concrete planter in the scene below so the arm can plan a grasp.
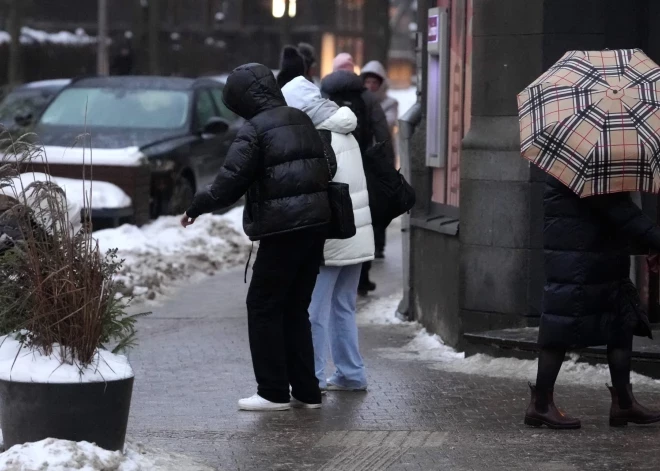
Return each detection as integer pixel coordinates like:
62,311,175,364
0,376,134,451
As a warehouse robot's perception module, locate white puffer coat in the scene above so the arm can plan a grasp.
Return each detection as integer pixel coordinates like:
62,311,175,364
282,77,375,266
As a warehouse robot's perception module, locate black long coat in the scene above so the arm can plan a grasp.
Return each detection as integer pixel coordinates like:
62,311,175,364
539,176,660,348
186,63,332,240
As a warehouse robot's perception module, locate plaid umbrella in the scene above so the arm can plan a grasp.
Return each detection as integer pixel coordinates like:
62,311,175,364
518,49,660,197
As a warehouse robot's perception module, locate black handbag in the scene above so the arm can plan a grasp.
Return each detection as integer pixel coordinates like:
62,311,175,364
363,141,416,227
327,181,356,240
319,130,356,240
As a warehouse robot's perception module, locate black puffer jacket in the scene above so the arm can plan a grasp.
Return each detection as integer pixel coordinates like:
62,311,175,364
320,70,395,164
186,63,331,240
539,176,660,348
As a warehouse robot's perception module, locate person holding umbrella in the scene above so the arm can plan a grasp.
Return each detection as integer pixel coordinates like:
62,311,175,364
518,49,660,429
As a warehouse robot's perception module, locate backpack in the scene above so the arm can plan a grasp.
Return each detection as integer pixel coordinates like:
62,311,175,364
326,89,372,154
362,142,416,227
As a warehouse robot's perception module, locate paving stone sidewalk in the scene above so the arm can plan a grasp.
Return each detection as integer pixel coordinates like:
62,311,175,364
126,227,660,470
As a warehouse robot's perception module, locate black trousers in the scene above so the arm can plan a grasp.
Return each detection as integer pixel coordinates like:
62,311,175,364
359,261,372,288
246,229,325,404
373,224,386,253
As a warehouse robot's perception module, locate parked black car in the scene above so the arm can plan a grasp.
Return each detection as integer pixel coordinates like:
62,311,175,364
0,79,71,135
31,76,241,218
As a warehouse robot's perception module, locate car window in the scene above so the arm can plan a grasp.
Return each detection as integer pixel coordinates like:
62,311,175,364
195,90,217,129
210,87,237,122
0,89,55,126
40,88,189,129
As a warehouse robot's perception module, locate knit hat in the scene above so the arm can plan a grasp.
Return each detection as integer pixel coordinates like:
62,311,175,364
297,42,316,74
277,45,306,88
333,53,355,73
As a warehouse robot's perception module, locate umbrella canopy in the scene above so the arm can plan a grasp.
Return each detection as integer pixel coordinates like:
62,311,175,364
518,49,660,197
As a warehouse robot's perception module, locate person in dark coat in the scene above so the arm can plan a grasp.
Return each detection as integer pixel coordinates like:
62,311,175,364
181,63,332,411
297,42,317,82
525,175,660,429
277,45,306,89
110,46,134,76
321,53,395,296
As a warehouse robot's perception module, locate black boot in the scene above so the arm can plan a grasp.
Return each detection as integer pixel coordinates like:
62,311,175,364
608,384,660,427
524,383,581,430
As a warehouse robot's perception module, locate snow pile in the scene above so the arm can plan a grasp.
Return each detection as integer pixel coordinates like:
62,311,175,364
0,336,133,383
0,27,97,46
3,173,132,210
364,294,660,388
95,207,250,300
41,145,146,167
0,439,214,471
54,176,131,209
388,86,417,118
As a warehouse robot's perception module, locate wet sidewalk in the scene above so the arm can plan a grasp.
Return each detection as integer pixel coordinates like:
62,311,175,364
126,226,660,470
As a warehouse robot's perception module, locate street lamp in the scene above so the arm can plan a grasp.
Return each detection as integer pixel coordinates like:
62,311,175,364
272,0,296,18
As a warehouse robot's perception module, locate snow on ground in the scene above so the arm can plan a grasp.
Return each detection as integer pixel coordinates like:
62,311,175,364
0,439,214,471
0,336,133,383
388,86,418,118
362,294,660,388
357,294,406,325
95,207,250,301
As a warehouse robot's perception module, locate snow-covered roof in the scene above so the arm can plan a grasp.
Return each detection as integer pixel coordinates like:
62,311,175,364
0,27,98,46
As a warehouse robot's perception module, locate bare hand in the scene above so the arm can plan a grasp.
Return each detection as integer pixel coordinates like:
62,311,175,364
180,213,196,228
648,254,660,274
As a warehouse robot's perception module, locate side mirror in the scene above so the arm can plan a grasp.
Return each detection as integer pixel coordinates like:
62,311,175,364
14,113,33,127
201,117,230,137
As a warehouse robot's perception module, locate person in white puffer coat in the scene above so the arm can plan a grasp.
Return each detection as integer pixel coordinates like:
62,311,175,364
282,76,374,391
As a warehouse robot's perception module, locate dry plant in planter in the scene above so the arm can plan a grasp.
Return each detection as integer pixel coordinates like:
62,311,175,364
0,134,147,451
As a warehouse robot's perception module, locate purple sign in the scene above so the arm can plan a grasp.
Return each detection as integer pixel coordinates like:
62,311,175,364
428,15,439,43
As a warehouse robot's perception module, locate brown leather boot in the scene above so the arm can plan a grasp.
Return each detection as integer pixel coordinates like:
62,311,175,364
608,384,660,427
524,383,581,429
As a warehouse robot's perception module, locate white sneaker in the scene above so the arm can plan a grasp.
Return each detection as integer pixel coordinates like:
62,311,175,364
290,397,322,409
238,394,290,411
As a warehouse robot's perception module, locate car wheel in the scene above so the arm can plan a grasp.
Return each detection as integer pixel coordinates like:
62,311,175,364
168,176,195,216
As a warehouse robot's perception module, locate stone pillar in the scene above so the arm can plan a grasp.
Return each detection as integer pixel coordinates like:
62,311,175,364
458,0,636,334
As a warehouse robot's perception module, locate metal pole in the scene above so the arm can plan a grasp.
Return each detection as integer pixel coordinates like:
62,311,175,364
97,0,109,75
148,0,160,75
7,0,22,84
280,0,291,47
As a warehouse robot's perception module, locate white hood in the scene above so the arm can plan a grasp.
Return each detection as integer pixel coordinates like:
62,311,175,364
318,107,357,135
282,76,339,127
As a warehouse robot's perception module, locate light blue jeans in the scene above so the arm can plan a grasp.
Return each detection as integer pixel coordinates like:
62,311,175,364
309,264,367,389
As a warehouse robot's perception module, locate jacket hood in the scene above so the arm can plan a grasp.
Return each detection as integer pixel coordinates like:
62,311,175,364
282,76,340,127
361,60,387,82
222,63,286,119
320,70,365,96
318,107,357,135
277,46,305,88
360,60,389,99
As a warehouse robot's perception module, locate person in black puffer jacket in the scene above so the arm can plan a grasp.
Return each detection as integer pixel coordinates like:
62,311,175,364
321,54,395,295
525,175,660,430
182,63,332,411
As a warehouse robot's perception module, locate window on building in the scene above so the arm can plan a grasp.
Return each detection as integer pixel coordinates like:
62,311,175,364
336,0,364,32
336,36,364,69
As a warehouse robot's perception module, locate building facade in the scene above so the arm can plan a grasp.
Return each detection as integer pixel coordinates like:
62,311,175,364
1,0,414,84
406,0,660,348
